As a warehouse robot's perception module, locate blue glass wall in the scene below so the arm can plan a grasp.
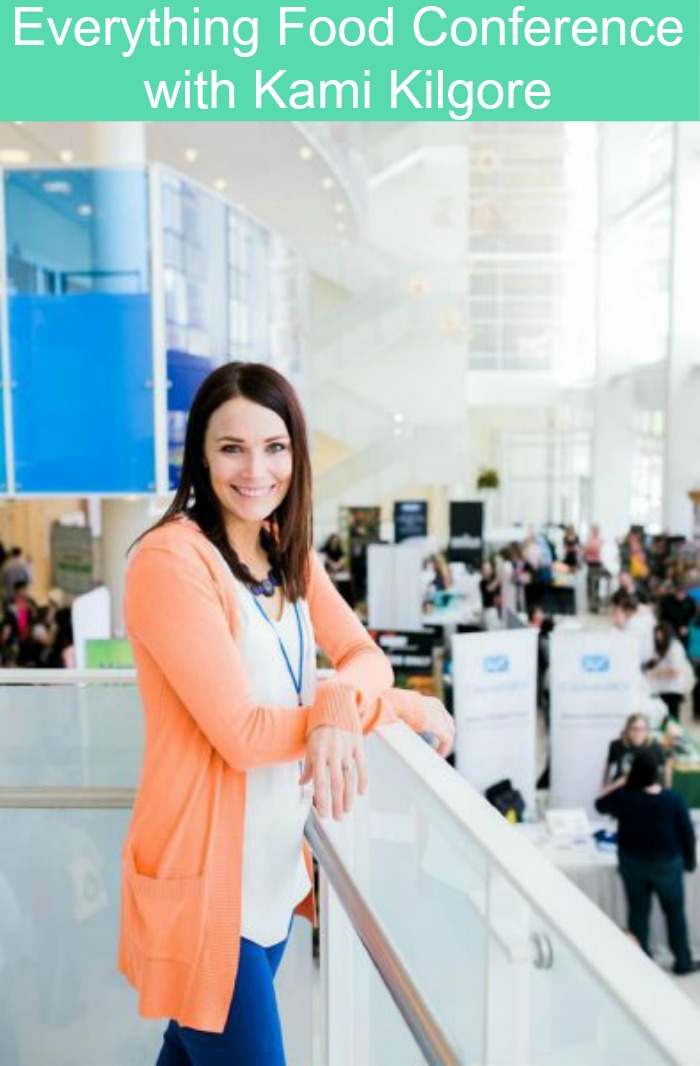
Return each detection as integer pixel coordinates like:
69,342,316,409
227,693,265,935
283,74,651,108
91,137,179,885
161,169,305,489
5,169,155,493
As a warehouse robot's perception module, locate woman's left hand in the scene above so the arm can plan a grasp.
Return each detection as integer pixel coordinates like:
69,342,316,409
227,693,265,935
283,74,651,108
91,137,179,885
417,698,455,758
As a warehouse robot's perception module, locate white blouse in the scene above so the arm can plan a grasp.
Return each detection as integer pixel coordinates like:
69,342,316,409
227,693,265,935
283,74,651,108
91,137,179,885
230,577,316,947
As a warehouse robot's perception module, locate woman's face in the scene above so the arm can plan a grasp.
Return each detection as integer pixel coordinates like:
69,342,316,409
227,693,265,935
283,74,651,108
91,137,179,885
203,397,293,528
627,718,648,745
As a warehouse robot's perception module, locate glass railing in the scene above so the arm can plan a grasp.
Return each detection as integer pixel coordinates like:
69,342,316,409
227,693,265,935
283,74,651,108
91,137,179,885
315,723,700,1066
1,671,699,1065
0,672,312,1066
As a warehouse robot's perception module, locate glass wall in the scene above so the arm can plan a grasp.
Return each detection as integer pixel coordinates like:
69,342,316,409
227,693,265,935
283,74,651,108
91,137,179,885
4,168,155,493
161,169,306,489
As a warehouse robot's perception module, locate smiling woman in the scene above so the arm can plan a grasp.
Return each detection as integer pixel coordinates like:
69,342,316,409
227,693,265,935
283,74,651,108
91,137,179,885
119,360,456,1063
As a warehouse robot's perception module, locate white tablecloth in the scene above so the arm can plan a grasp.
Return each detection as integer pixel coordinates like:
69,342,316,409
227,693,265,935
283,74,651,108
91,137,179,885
518,823,700,960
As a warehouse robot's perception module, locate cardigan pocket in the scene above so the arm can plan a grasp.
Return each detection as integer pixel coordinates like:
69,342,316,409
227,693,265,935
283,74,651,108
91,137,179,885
123,842,205,965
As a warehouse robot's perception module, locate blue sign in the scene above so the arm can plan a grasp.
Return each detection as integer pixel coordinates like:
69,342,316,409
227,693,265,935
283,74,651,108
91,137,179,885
483,655,510,674
581,654,610,674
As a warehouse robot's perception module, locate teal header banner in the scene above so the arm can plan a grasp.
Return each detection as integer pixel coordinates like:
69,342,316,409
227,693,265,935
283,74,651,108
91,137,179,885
1,1,698,120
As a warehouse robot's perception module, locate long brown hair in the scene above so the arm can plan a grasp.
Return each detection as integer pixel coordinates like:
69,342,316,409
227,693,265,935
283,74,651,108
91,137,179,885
143,362,313,601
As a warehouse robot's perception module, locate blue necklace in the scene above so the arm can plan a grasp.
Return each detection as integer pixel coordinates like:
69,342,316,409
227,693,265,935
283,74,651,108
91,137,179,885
249,569,282,598
250,594,304,706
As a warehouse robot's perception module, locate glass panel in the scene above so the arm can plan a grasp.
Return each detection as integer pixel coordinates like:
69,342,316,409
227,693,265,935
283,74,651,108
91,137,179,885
487,870,668,1066
0,683,143,787
0,806,312,1066
323,736,488,1064
5,168,154,493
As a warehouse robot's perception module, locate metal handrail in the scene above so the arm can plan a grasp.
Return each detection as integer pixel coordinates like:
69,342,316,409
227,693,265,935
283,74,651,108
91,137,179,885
306,810,460,1066
0,782,459,1065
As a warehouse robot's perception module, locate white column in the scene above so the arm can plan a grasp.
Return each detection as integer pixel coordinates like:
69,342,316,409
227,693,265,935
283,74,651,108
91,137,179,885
100,499,164,636
87,122,146,166
663,125,700,535
591,373,636,559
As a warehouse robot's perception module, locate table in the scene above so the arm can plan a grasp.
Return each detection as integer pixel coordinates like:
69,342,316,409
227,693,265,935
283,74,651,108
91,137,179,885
518,823,700,960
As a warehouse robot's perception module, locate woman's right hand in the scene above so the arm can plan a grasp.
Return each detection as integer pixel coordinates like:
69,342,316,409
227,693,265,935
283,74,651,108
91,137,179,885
300,726,368,821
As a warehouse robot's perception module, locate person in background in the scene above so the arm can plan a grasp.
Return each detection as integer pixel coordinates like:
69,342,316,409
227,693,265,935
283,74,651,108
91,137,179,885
603,713,666,786
645,621,692,722
618,569,650,605
562,523,581,570
596,748,697,975
627,531,650,595
479,560,500,629
1,548,31,601
319,533,353,607
528,604,554,718
428,553,453,594
583,524,604,609
659,584,698,650
8,580,38,664
610,590,655,667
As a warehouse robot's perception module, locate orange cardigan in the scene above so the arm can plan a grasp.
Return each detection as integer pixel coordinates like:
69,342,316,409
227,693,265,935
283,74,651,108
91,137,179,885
118,517,426,1033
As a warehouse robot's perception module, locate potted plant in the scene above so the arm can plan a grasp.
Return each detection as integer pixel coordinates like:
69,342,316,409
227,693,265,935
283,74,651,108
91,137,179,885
476,468,500,492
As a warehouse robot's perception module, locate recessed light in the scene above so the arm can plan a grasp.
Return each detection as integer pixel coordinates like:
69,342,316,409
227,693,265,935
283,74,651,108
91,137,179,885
184,148,198,163
13,121,24,126
299,145,314,162
321,175,335,191
0,149,30,164
59,149,74,164
77,204,93,217
43,181,72,195
336,221,347,234
214,178,227,191
334,202,346,215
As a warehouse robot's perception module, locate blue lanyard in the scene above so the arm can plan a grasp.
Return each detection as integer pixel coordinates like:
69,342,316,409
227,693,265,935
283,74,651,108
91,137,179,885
251,595,304,706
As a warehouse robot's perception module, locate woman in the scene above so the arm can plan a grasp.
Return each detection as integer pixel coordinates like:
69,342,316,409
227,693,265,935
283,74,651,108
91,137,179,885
646,621,692,722
603,713,665,786
118,363,454,1065
595,748,697,974
562,523,580,571
319,532,353,606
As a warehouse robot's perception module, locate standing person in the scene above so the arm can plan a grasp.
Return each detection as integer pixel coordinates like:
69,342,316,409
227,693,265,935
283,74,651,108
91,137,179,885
645,621,693,722
583,524,604,610
659,585,698,650
595,749,697,975
562,524,581,570
479,560,500,629
319,533,353,607
1,548,30,601
119,363,454,1065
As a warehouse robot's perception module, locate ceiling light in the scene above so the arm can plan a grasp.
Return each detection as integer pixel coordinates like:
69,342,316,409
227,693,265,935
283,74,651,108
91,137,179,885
43,181,72,195
336,221,347,234
0,149,31,164
13,121,24,126
321,175,335,191
298,145,314,162
77,204,93,217
184,148,198,163
214,178,227,192
334,202,346,215
59,149,74,164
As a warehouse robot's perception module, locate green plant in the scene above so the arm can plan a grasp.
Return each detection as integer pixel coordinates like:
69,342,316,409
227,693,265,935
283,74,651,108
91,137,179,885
476,468,500,491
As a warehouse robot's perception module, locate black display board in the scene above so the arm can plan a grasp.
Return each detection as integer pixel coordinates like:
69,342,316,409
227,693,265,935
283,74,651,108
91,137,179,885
394,500,428,543
370,630,436,675
449,501,484,568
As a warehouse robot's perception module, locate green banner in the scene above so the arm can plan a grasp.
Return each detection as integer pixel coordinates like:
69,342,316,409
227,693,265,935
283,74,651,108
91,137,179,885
1,1,697,120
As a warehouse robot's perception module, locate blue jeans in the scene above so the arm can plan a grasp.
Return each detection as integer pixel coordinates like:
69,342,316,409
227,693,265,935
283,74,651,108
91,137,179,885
619,853,692,972
156,931,289,1066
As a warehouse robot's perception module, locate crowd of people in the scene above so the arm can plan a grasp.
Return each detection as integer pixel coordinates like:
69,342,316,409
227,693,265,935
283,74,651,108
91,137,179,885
0,543,74,667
